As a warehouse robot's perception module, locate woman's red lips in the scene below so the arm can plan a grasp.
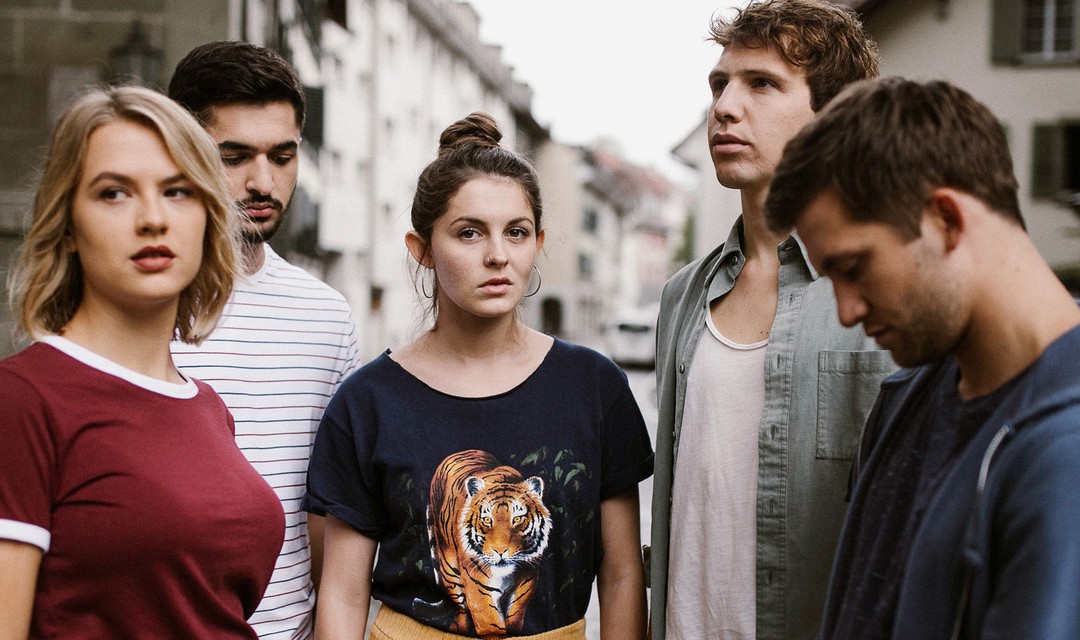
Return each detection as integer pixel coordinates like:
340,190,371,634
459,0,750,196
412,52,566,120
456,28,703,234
132,245,175,260
131,245,176,272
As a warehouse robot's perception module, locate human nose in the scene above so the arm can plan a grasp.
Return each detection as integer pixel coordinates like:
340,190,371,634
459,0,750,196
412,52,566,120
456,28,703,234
712,84,743,123
246,156,275,195
834,282,868,328
137,195,169,235
485,238,508,267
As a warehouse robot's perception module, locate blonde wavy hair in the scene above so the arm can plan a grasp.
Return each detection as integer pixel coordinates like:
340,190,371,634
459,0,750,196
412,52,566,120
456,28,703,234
8,85,240,344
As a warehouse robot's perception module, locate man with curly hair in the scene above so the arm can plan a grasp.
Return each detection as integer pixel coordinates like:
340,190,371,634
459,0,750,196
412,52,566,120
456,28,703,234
650,2,894,638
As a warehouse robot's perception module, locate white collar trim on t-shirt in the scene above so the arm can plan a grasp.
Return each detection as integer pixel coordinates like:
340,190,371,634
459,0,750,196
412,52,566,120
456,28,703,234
704,309,769,350
39,335,198,399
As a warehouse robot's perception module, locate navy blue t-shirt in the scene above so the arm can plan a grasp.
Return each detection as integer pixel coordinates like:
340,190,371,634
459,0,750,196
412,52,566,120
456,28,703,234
304,339,654,636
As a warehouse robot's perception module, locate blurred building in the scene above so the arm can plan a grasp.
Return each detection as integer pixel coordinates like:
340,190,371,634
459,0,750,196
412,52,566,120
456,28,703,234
673,0,1080,282
530,140,684,349
671,117,741,262
835,0,1080,282
0,0,547,359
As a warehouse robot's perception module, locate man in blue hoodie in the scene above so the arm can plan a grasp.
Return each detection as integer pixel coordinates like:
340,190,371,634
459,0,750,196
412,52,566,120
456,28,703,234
766,77,1080,640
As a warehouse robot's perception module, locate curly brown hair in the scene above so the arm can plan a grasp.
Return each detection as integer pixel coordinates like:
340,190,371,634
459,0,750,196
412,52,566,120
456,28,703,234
710,0,879,111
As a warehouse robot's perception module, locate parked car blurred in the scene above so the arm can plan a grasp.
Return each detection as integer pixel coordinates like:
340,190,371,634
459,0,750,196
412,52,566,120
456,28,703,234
604,306,657,370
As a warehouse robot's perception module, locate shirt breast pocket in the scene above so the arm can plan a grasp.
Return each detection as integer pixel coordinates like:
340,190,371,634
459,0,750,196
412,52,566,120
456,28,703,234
816,350,895,460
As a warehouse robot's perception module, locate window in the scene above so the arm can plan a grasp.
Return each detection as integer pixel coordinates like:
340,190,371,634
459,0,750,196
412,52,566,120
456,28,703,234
582,207,599,233
303,85,325,149
1032,121,1080,200
1023,0,1076,55
994,0,1080,64
578,253,595,281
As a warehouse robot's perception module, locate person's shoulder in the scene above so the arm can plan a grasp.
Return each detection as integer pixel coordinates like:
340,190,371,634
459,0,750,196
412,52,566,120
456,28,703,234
664,246,725,293
0,343,77,413
337,351,397,391
549,339,627,381
0,342,61,380
262,249,351,305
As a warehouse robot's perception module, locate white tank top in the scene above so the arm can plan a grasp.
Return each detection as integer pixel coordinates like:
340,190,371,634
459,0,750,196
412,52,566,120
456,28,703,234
666,310,767,640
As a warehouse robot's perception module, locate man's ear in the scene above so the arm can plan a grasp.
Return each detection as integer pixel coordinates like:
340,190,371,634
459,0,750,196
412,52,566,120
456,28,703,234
405,230,433,268
926,187,967,252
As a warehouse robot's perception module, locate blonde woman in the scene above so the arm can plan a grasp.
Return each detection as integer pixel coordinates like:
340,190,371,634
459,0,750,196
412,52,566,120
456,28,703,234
0,86,284,639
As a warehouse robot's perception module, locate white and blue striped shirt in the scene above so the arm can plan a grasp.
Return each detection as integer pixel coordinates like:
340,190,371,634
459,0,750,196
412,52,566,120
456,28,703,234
173,246,360,640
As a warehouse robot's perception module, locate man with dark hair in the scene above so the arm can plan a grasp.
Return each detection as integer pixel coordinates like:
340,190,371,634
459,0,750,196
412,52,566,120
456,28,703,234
767,77,1080,640
169,41,360,640
650,2,895,638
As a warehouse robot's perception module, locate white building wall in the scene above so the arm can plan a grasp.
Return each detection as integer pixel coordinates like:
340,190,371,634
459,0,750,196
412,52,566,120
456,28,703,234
312,0,544,358
672,118,742,261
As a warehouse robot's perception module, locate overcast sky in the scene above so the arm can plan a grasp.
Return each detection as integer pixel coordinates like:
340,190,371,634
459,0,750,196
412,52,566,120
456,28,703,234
466,1,746,182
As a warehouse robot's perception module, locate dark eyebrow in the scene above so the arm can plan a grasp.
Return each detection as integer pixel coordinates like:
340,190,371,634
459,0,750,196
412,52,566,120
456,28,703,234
217,140,299,153
821,251,866,274
450,216,535,228
711,67,787,86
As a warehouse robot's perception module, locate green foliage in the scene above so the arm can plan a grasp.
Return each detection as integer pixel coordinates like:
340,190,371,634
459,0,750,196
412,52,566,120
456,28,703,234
672,207,696,270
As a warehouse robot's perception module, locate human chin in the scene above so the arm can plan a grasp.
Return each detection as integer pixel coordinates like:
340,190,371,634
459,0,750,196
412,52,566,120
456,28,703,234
886,329,954,369
241,214,284,245
713,160,760,191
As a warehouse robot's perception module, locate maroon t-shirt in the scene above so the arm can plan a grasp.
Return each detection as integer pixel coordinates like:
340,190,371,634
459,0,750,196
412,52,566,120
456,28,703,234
0,338,285,639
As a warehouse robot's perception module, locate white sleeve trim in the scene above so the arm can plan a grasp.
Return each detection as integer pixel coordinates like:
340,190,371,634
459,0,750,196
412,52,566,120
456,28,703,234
0,518,51,552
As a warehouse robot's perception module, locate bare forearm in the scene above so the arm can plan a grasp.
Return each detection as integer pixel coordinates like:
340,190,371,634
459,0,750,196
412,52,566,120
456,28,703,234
597,488,647,640
0,540,42,640
598,567,647,640
314,588,370,640
315,516,377,640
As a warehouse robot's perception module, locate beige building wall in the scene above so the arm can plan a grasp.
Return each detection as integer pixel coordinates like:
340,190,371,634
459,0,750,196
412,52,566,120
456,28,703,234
859,0,1080,268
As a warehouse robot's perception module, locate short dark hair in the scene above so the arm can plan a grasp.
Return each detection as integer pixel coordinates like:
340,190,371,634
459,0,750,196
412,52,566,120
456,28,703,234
167,41,305,128
766,77,1023,237
710,0,879,111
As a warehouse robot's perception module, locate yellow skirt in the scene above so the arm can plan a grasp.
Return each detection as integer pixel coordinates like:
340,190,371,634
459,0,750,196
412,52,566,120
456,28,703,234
369,605,587,640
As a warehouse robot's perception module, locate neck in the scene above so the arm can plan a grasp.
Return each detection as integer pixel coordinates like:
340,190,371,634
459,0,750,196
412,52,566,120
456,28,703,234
60,300,182,382
954,236,1080,399
740,187,790,262
243,242,266,276
424,309,532,363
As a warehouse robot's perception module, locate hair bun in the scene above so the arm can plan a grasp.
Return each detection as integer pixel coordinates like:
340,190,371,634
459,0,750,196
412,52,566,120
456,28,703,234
438,112,502,155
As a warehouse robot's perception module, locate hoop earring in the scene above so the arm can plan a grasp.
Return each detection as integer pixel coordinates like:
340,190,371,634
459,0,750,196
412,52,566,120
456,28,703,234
421,269,435,299
525,265,542,298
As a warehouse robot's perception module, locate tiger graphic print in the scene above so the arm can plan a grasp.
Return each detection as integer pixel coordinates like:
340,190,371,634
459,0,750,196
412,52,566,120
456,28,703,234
415,449,553,637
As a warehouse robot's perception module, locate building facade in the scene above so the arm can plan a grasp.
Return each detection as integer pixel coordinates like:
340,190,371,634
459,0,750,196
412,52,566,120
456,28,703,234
838,0,1080,274
0,0,549,359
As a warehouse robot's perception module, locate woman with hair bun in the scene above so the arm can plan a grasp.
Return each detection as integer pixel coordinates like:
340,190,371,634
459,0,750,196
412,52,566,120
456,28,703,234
0,85,285,638
307,113,653,639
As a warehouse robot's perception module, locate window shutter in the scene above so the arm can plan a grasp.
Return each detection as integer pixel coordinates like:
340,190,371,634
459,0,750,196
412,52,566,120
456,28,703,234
303,85,325,149
991,0,1023,64
1032,123,1064,198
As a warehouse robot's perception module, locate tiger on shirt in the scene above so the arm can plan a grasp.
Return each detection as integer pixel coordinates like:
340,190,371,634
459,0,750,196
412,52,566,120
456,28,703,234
414,449,553,637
